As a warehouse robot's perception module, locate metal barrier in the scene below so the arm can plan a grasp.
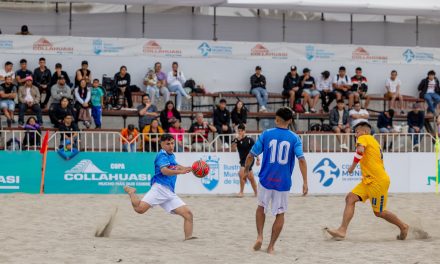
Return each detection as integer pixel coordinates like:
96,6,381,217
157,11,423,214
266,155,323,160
0,130,41,151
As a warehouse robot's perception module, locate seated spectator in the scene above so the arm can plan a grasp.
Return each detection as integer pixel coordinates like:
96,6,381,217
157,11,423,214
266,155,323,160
33,57,52,108
167,62,191,111
282,65,300,109
51,63,72,88
329,99,350,151
160,100,181,132
317,70,335,113
114,65,133,108
407,103,425,150
121,124,138,152
377,109,395,151
333,66,354,108
0,61,15,83
385,70,405,115
169,118,185,152
0,76,17,127
418,70,440,115
214,98,232,148
250,66,268,112
349,101,369,129
231,100,248,131
15,59,33,86
22,116,41,149
299,68,319,113
74,79,92,128
142,119,163,152
351,67,370,109
58,114,79,150
75,60,91,88
137,94,158,132
18,76,43,126
153,62,170,101
90,79,105,129
189,112,216,151
144,68,170,105
49,97,76,128
17,25,31,35
50,75,73,108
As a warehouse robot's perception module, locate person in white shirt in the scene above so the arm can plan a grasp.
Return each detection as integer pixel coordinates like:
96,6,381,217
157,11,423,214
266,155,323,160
349,101,369,128
385,70,404,114
333,66,354,108
167,62,191,111
317,70,335,113
0,61,15,83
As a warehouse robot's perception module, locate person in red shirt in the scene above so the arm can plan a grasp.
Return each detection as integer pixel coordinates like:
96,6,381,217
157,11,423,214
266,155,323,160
189,113,217,151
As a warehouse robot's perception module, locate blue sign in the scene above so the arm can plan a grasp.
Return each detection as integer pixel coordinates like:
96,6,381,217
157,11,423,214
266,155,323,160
201,155,220,191
0,152,41,193
0,40,13,49
92,39,124,55
313,158,340,187
305,45,335,61
197,42,232,57
403,48,434,63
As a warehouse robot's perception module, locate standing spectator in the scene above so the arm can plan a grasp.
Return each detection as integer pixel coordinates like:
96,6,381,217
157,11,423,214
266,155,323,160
75,60,91,88
142,119,164,152
0,76,17,127
51,63,72,88
385,70,404,115
418,70,440,115
50,75,73,107
114,65,133,108
349,101,370,129
0,61,15,83
33,57,52,108
282,66,301,109
121,124,139,152
74,79,92,128
18,76,43,126
16,25,31,35
169,118,185,152
231,100,248,131
189,113,216,151
213,98,232,148
351,67,371,109
377,109,395,151
407,103,425,150
250,66,268,112
15,59,32,86
333,66,354,108
49,97,76,128
167,62,191,111
329,100,351,150
299,68,318,113
137,94,158,131
22,116,41,149
160,100,181,132
90,79,104,129
317,70,335,113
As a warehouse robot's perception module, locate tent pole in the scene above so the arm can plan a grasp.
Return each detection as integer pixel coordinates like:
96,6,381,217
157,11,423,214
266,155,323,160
350,13,353,44
416,16,419,46
142,5,145,38
282,12,286,42
69,2,72,36
213,6,218,41
55,2,59,13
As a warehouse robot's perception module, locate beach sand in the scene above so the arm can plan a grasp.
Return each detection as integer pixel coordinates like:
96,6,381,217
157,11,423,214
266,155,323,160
0,193,438,264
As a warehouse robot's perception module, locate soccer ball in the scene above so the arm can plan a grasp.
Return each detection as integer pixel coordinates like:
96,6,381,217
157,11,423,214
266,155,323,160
191,160,210,178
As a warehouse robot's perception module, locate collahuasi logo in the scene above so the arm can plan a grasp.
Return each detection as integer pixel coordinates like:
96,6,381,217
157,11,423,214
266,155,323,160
33,37,73,54
352,47,387,63
251,44,287,59
201,155,220,191
143,40,182,57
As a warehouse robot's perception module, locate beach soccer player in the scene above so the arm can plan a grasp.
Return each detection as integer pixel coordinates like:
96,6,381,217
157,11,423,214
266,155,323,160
232,123,259,197
244,107,308,254
124,133,196,240
326,122,409,240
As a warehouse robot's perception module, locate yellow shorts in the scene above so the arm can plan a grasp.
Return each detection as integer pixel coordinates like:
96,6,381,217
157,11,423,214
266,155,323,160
351,179,390,213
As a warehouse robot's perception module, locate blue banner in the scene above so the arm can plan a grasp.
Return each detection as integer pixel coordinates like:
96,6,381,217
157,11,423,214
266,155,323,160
0,152,41,193
45,152,155,194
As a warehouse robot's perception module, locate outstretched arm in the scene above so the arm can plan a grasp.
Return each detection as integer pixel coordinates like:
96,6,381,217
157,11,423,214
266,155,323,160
161,166,191,176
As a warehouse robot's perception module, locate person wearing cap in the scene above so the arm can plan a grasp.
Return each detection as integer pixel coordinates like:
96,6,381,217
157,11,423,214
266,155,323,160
299,68,318,113
16,25,31,35
50,74,73,107
407,103,425,150
282,66,301,110
51,63,72,88
18,76,43,126
0,61,15,83
121,124,139,152
317,70,335,113
15,59,33,86
351,67,371,109
33,57,52,108
333,66,354,108
213,98,232,148
57,138,79,161
75,60,91,88
0,76,18,127
417,70,440,115
250,66,268,112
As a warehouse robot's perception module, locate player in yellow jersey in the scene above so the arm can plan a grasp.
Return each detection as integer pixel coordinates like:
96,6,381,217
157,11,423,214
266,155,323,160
326,122,409,240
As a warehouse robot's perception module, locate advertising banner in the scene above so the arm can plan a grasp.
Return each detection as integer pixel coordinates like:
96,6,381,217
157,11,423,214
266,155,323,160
0,152,41,193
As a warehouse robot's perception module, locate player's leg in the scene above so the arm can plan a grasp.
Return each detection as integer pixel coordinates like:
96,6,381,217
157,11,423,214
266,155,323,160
124,186,151,214
248,171,258,197
238,167,246,197
266,189,288,254
173,205,195,240
254,205,265,251
374,210,409,240
267,213,284,254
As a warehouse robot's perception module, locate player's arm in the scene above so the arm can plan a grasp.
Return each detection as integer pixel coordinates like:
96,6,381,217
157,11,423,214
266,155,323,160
176,165,192,172
298,157,308,196
348,144,365,174
160,166,190,176
244,154,255,174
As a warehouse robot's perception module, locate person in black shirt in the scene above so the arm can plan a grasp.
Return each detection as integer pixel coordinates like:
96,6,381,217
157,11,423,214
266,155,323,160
58,114,79,145
15,59,33,86
75,60,91,88
232,124,259,197
33,57,52,108
160,100,181,132
213,98,232,148
231,100,248,131
51,63,72,88
250,66,268,112
0,76,17,127
407,103,425,150
49,97,76,128
114,65,133,108
282,66,301,109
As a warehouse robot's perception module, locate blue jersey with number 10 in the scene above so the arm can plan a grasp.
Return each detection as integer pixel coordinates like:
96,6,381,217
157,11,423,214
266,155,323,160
250,127,304,191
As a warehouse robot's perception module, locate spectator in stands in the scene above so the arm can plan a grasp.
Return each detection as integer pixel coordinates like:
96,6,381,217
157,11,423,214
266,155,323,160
299,68,318,113
154,62,168,88
330,99,351,151
0,61,15,83
121,124,138,152
418,70,440,115
58,114,79,160
169,118,185,152
142,118,163,152
333,66,354,108
282,65,301,110
114,65,133,108
90,79,104,129
351,67,370,109
317,70,335,113
377,109,395,151
385,70,405,115
17,25,31,35
407,103,425,150
214,98,232,148
18,76,42,126
22,116,41,149
15,59,32,86
231,100,248,131
51,63,72,88
75,60,91,88
167,62,191,111
33,57,52,108
349,101,369,129
137,94,158,131
57,138,79,160
0,76,17,127
49,97,76,128
144,68,169,105
250,66,268,112
189,112,216,151
74,79,92,128
51,75,73,108
160,100,181,132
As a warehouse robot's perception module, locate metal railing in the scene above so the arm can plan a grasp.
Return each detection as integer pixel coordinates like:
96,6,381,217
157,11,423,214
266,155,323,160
0,130,41,151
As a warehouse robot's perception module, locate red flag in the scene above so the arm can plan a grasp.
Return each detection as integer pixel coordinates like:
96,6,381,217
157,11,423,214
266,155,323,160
40,130,49,154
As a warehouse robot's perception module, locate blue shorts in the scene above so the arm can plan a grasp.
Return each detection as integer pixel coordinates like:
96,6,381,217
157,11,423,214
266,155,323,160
303,89,320,97
0,100,15,111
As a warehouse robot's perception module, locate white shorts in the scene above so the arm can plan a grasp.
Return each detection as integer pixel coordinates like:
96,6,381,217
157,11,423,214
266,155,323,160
257,183,289,216
142,183,185,214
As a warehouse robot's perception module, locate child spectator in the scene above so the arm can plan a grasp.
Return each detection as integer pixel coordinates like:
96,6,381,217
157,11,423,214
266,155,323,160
169,118,185,152
90,79,104,129
121,124,138,152
57,139,79,160
22,116,41,149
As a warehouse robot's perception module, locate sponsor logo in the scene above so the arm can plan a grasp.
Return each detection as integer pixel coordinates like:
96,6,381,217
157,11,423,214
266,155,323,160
201,155,220,191
92,39,124,55
305,45,335,61
198,42,232,57
0,175,20,190
251,44,287,59
143,40,182,57
402,48,433,63
33,37,73,54
313,158,340,187
0,40,13,49
352,47,387,63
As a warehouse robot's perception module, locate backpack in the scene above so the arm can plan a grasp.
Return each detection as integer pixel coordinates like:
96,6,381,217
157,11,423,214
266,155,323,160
336,75,349,83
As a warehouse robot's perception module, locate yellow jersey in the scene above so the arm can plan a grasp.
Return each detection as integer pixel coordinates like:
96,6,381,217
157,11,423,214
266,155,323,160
356,135,389,184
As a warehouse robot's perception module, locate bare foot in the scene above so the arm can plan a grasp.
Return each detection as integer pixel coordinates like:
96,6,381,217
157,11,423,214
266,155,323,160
184,236,198,241
325,227,346,240
253,237,263,251
237,193,244,198
397,224,409,240
267,247,275,255
124,186,136,194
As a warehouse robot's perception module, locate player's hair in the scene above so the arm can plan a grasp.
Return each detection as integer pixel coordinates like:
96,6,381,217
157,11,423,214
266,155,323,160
276,107,293,122
160,133,174,142
354,121,371,130
237,124,246,130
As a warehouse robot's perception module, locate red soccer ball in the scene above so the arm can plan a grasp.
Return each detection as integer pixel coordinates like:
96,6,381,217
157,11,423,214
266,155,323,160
191,160,210,178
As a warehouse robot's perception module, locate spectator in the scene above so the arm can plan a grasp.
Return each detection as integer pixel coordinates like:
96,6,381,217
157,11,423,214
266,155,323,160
74,79,92,128
154,62,168,88
407,103,425,150
377,109,395,151
51,63,72,88
18,76,43,126
349,101,370,129
33,57,52,108
57,139,79,160
50,74,73,107
142,119,164,152
317,70,335,113
0,76,17,127
22,116,41,149
137,94,158,131
167,62,191,111
160,100,181,132
0,61,15,83
299,68,318,113
329,99,351,151
189,112,216,151
213,98,232,148
351,67,370,109
385,70,405,115
114,65,133,108
282,65,300,109
169,118,185,152
17,25,31,35
49,97,76,128
418,70,440,115
250,66,268,112
58,114,79,160
231,100,248,131
90,79,104,129
121,124,139,152
15,59,32,86
333,66,354,108
75,60,91,88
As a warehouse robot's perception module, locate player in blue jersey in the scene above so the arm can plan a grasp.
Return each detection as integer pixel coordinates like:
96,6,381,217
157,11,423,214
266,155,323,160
244,107,308,254
124,134,196,240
